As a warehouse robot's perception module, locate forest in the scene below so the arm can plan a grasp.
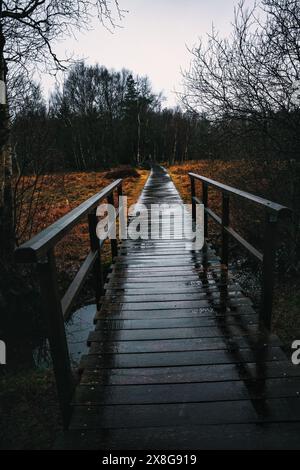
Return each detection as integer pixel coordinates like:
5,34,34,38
10,56,300,178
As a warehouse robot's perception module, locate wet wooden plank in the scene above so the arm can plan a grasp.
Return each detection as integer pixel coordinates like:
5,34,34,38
74,377,300,406
102,290,245,304
87,334,280,354
96,305,256,320
70,397,300,430
99,298,252,312
56,422,300,449
89,324,260,341
93,314,258,330
105,281,237,291
112,264,222,273
80,360,300,386
115,257,220,265
74,381,251,405
80,346,285,369
107,269,228,280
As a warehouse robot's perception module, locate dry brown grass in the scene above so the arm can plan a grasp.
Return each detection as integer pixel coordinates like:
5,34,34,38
168,159,299,248
15,166,149,300
168,159,295,206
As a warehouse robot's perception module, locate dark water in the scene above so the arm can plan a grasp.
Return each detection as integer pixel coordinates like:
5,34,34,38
34,304,96,368
66,304,96,365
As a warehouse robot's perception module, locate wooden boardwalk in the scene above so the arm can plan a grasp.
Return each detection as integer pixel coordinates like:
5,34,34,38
59,166,300,449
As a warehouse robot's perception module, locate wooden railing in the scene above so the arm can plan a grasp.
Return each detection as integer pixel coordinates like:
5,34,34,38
189,172,291,330
14,178,123,428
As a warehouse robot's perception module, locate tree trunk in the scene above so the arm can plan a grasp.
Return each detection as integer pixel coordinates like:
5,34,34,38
0,22,14,259
137,111,141,165
171,128,177,165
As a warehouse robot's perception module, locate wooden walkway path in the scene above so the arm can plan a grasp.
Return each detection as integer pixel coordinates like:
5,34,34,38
59,166,300,449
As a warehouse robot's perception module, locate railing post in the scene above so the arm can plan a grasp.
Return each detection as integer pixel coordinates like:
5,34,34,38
37,249,74,429
117,182,127,241
88,209,104,308
190,176,196,221
202,182,208,238
261,211,278,329
221,193,230,266
107,192,118,259
117,182,123,200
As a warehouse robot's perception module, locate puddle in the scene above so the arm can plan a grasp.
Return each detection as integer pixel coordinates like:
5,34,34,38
66,304,96,364
34,303,96,368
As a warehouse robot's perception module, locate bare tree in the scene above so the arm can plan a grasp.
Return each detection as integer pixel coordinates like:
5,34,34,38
182,0,300,128
0,0,123,257
182,0,300,271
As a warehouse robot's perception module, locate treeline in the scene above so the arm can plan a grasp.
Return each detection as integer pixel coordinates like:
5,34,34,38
3,0,300,183
11,62,202,173
11,64,300,177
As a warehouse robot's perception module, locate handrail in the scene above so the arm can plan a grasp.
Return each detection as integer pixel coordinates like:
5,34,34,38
14,179,122,263
14,178,123,429
189,173,289,214
189,172,291,330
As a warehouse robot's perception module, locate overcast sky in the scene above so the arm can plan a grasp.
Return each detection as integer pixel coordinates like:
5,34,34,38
42,0,255,107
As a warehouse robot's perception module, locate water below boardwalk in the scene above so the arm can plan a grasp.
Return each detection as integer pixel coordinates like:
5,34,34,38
34,304,96,368
66,304,96,365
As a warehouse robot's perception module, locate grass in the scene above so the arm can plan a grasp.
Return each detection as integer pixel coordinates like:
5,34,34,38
15,166,149,299
16,166,149,264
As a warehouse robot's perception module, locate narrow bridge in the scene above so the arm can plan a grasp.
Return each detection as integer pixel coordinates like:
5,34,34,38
15,166,300,449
